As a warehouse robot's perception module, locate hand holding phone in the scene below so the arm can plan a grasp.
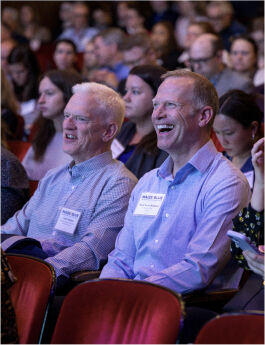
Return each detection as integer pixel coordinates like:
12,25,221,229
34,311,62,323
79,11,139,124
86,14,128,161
227,230,261,254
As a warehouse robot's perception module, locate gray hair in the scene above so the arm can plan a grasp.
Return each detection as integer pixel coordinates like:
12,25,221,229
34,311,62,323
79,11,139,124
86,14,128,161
95,28,126,49
72,82,125,133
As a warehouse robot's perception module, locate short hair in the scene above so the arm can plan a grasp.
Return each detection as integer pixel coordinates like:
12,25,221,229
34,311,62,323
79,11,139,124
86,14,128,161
209,34,224,54
162,69,219,122
219,89,263,131
129,65,167,95
188,20,216,35
229,34,258,56
120,33,152,53
207,1,234,16
72,82,125,133
95,28,126,50
55,39,77,54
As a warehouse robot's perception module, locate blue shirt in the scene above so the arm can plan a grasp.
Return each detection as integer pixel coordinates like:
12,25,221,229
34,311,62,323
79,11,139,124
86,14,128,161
2,152,137,278
100,141,250,294
59,27,99,52
105,62,129,81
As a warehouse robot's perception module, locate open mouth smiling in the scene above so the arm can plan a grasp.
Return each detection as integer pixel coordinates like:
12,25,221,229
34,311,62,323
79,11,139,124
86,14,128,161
157,124,174,133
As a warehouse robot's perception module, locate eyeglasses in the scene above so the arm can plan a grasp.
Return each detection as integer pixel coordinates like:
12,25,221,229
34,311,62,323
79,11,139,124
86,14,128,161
189,54,216,66
64,114,91,123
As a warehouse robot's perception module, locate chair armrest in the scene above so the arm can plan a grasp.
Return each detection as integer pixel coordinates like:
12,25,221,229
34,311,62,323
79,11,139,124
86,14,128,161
70,270,101,282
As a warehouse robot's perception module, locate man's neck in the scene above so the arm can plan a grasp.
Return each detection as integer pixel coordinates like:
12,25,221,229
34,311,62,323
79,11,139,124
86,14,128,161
171,137,209,177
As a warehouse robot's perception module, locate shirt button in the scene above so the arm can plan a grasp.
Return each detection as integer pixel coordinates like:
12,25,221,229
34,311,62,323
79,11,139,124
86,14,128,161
165,213,169,218
150,264,154,268
72,186,75,190
171,185,176,190
155,239,159,243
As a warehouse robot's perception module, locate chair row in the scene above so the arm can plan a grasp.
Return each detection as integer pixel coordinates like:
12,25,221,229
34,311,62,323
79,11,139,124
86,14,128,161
6,254,264,344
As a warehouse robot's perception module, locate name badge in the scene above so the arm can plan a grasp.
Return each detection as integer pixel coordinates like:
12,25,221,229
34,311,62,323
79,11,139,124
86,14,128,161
111,139,125,158
54,208,81,235
134,192,165,216
244,171,254,189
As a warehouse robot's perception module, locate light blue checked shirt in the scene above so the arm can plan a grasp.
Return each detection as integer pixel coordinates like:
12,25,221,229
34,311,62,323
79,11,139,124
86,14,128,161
2,152,137,278
101,141,250,294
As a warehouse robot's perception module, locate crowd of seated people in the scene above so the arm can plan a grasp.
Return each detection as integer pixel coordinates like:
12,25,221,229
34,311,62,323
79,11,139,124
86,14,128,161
1,1,264,343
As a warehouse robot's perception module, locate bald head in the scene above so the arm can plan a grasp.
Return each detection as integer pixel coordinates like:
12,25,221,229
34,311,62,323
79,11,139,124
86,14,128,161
189,34,223,79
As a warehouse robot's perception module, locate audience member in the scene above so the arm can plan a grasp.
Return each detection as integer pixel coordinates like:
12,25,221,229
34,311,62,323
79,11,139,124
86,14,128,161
53,39,78,72
213,89,263,187
1,82,137,289
149,1,178,28
123,2,149,35
179,137,264,344
58,2,98,53
111,65,168,179
92,28,129,88
1,69,24,140
225,136,264,311
189,33,254,96
178,20,216,67
53,1,73,39
82,41,99,81
206,1,246,50
1,145,30,225
115,1,130,32
19,5,51,51
91,4,113,31
174,1,207,49
100,69,250,295
151,21,183,70
7,44,41,136
121,33,157,70
229,35,259,82
1,39,17,78
2,7,28,44
22,70,83,181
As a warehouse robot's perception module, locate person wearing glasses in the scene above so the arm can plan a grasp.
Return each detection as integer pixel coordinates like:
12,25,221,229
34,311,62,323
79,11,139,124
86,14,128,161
1,82,137,290
189,33,253,96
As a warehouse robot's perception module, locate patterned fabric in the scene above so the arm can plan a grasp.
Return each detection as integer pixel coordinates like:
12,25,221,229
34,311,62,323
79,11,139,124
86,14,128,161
231,204,264,269
2,152,137,279
101,140,250,294
1,249,19,344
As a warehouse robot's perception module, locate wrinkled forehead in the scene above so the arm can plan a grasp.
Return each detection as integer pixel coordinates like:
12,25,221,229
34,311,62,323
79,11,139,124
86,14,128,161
155,77,195,101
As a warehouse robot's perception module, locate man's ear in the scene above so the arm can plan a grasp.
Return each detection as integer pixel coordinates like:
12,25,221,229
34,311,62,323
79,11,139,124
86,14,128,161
198,106,214,128
102,123,118,143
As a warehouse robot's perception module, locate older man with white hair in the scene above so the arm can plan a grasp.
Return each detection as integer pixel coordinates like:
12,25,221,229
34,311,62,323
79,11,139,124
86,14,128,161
2,82,137,288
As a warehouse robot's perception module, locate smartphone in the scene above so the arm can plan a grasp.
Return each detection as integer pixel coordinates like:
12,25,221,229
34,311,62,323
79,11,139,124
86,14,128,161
227,230,260,254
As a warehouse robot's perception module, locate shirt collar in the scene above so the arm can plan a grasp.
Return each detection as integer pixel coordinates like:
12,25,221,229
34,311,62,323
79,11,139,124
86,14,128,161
68,151,113,177
158,140,217,179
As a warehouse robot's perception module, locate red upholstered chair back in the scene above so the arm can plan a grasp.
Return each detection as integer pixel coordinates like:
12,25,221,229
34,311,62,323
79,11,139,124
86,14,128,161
6,254,56,344
51,279,184,344
7,141,31,162
29,180,39,197
195,312,264,344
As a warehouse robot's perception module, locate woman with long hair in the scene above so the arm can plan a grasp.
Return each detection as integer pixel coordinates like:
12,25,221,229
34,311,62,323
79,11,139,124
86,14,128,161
22,69,83,180
112,64,168,178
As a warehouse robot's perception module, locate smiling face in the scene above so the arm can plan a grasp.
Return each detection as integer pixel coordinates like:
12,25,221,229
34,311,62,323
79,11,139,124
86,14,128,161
63,93,108,163
152,77,200,155
123,74,154,123
213,114,253,157
38,77,65,119
230,39,257,73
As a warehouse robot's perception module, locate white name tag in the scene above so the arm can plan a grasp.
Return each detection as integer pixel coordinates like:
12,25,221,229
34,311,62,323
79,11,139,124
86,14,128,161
54,208,81,235
244,170,254,189
134,192,165,216
111,139,125,158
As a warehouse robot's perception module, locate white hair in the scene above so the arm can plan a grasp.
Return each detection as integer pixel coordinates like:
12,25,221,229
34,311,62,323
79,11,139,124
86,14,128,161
72,82,125,132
